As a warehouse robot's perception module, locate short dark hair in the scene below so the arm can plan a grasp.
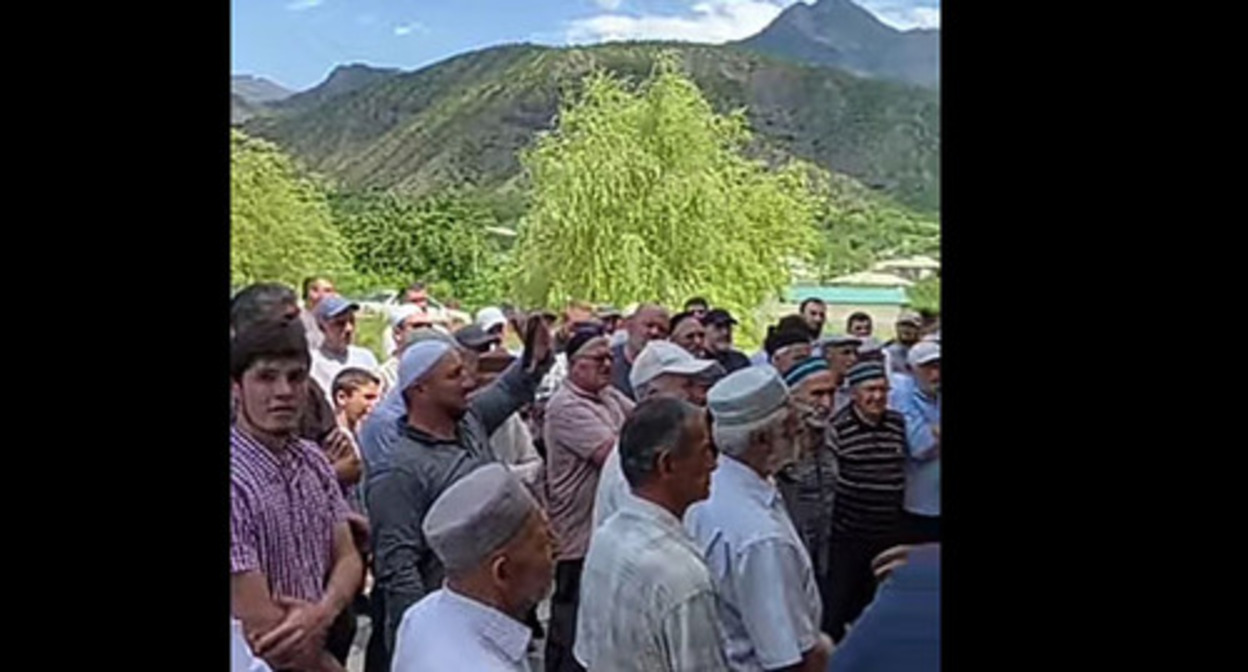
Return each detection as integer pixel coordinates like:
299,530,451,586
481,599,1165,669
301,277,322,300
669,310,702,333
619,397,703,489
684,296,709,311
847,312,873,328
331,367,381,401
799,297,826,313
407,281,426,293
230,319,311,381
231,283,298,334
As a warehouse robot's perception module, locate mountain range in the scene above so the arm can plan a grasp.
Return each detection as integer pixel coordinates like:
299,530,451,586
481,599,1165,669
232,0,940,212
736,0,939,89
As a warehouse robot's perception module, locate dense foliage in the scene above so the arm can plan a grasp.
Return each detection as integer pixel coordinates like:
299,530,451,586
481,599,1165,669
511,54,822,334
230,129,357,291
329,189,507,312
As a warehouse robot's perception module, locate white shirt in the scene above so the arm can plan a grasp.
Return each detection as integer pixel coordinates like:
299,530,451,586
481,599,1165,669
392,587,533,672
576,495,731,671
591,444,629,530
685,456,823,671
491,413,544,492
310,345,379,405
230,619,273,672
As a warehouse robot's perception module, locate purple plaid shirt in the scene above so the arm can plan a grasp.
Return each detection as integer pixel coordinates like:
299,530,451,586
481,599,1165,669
230,425,349,603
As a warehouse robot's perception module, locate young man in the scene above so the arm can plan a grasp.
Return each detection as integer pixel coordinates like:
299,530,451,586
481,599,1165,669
683,296,710,320
310,295,380,405
230,320,364,672
799,298,827,340
576,398,729,671
329,368,380,512
544,327,636,672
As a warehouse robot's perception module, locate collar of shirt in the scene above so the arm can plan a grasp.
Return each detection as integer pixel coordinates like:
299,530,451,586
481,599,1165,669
619,492,690,540
231,425,309,470
715,454,780,508
564,379,613,405
441,586,532,665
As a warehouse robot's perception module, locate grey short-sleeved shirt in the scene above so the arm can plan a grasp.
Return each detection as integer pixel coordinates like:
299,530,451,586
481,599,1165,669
685,456,823,671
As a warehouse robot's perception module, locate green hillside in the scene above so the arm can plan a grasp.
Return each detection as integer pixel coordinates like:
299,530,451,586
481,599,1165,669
242,42,940,213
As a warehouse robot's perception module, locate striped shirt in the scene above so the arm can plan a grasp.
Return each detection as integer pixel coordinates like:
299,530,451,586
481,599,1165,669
825,405,907,539
230,426,349,603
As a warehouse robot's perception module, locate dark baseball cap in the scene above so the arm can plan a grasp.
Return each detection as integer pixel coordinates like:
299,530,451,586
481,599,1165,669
454,324,502,351
703,308,738,327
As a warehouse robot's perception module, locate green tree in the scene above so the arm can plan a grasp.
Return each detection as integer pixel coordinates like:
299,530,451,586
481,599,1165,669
231,130,356,291
811,172,940,281
510,53,822,334
909,275,940,312
330,189,507,311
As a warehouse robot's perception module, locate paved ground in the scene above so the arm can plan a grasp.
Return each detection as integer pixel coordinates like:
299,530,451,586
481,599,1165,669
346,597,550,671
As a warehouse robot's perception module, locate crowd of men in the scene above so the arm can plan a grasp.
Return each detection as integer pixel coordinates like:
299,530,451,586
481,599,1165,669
230,277,941,672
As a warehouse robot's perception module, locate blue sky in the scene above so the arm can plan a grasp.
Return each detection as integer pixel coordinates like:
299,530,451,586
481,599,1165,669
232,0,941,91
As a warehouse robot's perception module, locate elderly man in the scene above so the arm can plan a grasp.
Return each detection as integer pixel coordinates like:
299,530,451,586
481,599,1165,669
310,295,379,404
362,317,552,665
703,308,751,374
544,326,636,671
230,320,364,672
765,326,814,376
686,367,834,672
890,341,941,545
592,340,720,529
391,464,554,672
576,398,729,671
823,361,909,641
820,334,861,414
669,311,710,359
882,312,923,378
799,298,827,339
776,357,840,633
610,303,671,400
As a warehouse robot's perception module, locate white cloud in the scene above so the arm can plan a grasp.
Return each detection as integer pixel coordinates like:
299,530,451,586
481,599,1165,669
285,0,324,11
566,0,794,45
394,22,429,37
860,2,941,30
594,0,625,10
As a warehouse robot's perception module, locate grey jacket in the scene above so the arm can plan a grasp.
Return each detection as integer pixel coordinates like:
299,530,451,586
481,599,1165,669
361,359,548,655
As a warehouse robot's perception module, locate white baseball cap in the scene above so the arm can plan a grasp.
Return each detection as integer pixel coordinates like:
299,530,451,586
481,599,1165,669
908,340,941,367
476,306,507,333
629,340,718,390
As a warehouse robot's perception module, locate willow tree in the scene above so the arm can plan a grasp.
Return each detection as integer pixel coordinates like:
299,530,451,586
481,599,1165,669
510,53,822,334
230,129,355,291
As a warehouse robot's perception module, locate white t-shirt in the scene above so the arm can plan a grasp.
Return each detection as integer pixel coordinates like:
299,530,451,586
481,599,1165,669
310,346,380,406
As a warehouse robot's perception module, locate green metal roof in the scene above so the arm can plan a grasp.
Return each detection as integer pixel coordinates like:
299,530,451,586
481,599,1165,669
784,285,910,306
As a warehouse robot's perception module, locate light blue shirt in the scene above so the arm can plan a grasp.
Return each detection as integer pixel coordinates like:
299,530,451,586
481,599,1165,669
889,376,941,517
685,456,822,671
392,587,532,672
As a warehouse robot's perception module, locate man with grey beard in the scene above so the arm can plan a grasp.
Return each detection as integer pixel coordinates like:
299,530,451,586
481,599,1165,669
776,356,840,635
685,367,834,672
